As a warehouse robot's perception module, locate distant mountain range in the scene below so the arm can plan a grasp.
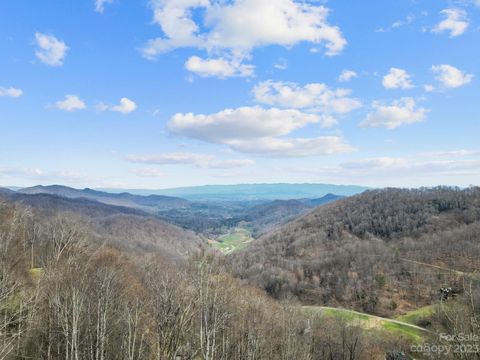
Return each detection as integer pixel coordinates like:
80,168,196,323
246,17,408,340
5,184,350,236
98,183,368,201
18,185,190,212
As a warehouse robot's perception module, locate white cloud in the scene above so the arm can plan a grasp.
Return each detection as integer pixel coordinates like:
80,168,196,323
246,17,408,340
207,159,255,169
131,168,166,178
420,149,480,157
291,152,480,187
432,64,473,88
361,98,428,129
0,167,44,178
167,106,352,157
432,8,469,37
341,157,409,170
98,97,137,114
273,58,288,71
168,106,321,143
0,87,23,98
253,80,362,116
127,152,214,165
316,115,338,128
227,136,354,157
95,0,114,13
376,13,417,32
424,84,435,92
338,70,357,83
126,152,255,169
382,68,414,89
0,166,89,184
185,56,254,78
338,156,480,178
34,32,69,66
143,0,347,60
54,95,86,112
392,14,416,29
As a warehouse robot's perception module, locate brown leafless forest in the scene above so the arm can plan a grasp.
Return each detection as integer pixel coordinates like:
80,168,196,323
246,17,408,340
1,187,479,359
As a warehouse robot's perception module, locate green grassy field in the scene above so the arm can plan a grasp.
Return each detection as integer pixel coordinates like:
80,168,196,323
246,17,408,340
320,307,371,322
395,305,435,325
210,228,254,254
303,306,429,343
381,321,424,343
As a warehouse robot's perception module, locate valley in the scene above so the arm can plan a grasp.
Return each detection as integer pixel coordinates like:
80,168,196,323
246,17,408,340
5,1,479,358
0,184,479,359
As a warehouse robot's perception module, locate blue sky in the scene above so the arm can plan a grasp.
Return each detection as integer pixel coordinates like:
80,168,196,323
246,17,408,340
0,0,479,189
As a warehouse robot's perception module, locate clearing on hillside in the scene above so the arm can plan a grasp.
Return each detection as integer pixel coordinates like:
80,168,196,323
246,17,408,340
303,306,429,343
209,227,254,254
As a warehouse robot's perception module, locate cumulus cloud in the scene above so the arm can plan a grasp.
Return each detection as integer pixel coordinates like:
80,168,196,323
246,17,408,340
432,64,473,88
382,68,414,89
432,8,469,37
95,0,114,13
338,70,357,83
34,32,69,66
185,56,254,78
54,95,86,112
126,152,255,169
0,86,23,98
167,106,352,157
143,0,347,61
98,97,137,114
361,98,428,129
168,106,320,143
253,80,362,117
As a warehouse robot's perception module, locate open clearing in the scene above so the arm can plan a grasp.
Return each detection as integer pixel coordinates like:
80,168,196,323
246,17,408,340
395,304,435,325
303,306,430,343
210,228,254,254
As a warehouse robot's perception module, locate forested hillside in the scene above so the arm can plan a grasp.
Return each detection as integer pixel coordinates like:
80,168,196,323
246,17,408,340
0,191,201,258
0,197,416,360
243,194,344,236
230,187,480,316
1,187,479,359
15,185,344,236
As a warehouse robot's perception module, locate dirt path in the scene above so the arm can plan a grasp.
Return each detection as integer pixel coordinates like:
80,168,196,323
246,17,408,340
314,306,431,333
399,258,479,279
